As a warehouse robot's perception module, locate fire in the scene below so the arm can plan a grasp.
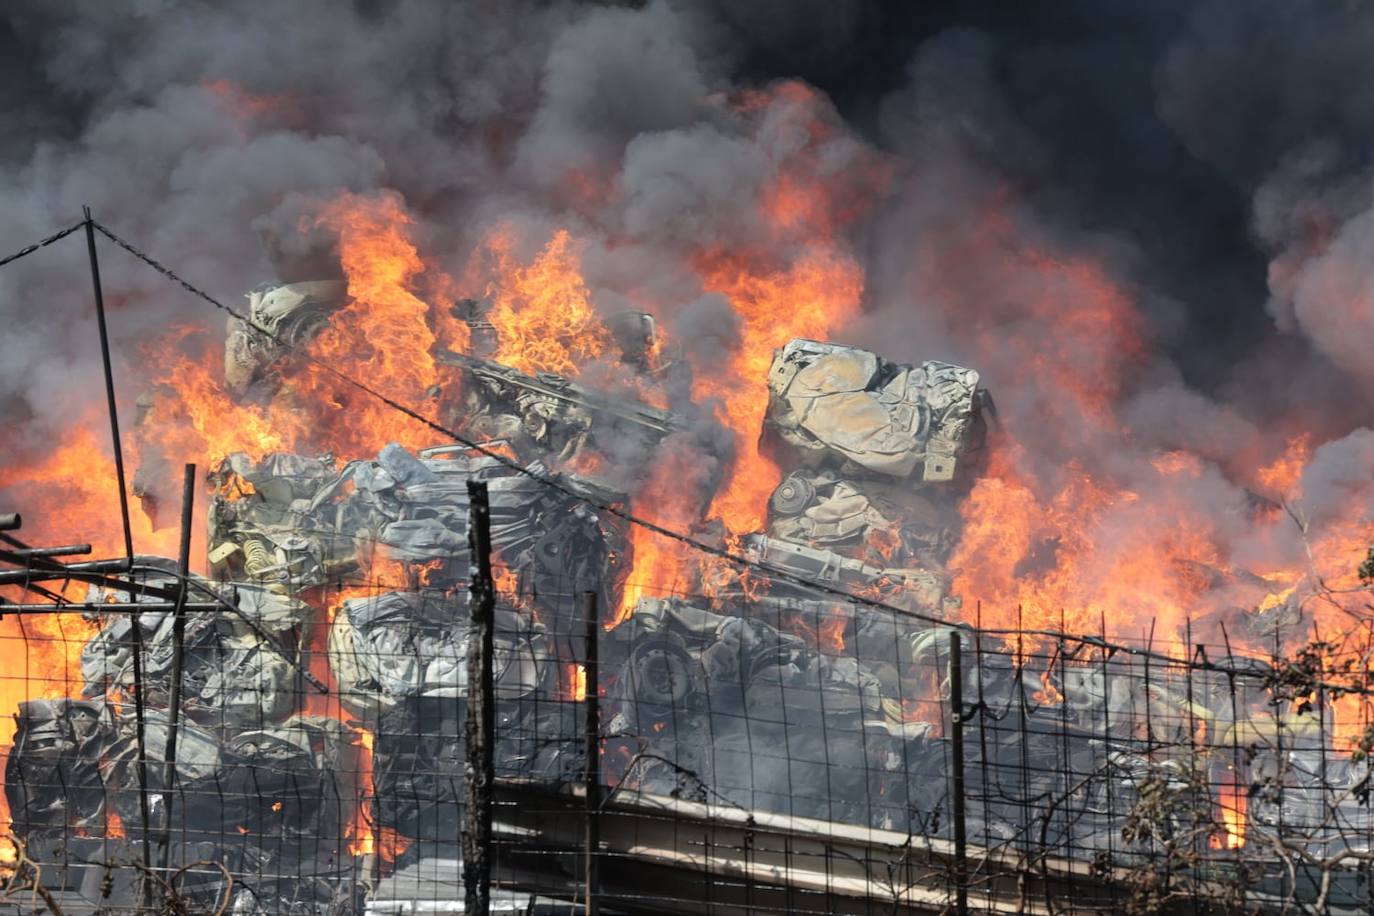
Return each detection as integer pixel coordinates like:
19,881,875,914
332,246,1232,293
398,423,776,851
492,565,521,602
938,213,1225,648
346,728,377,856
1255,434,1311,498
364,554,444,592
733,81,893,240
7,64,1374,875
899,699,945,736
130,193,453,475
478,225,612,376
377,827,411,867
565,664,587,702
694,246,863,533
0,417,180,560
685,80,880,537
1214,775,1248,850
819,611,847,654
144,326,306,465
612,448,709,629
131,191,456,483
0,418,168,836
296,192,442,457
1330,692,1373,751
953,447,1228,652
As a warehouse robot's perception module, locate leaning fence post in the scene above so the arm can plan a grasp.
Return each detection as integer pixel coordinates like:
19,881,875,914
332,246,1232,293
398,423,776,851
156,464,196,874
85,205,153,893
949,629,969,916
464,481,496,916
583,590,601,916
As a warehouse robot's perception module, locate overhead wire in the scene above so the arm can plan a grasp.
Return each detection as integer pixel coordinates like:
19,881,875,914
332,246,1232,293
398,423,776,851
0,220,84,269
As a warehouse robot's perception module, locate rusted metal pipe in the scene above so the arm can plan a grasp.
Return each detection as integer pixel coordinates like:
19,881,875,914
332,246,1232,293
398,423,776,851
0,601,222,614
3,544,92,559
0,557,140,580
0,561,153,584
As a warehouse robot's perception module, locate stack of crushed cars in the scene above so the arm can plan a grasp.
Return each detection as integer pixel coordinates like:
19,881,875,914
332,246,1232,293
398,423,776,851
597,337,994,828
5,559,360,914
7,438,630,911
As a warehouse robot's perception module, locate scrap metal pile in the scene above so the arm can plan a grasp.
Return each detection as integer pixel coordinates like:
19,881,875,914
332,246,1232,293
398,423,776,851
6,280,1372,911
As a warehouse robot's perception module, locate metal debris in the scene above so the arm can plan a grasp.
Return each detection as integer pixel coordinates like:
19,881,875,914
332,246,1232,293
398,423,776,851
763,339,988,483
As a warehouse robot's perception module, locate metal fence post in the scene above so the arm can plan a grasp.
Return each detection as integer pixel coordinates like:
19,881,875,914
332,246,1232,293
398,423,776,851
156,464,195,873
583,590,601,916
464,481,496,916
949,629,969,916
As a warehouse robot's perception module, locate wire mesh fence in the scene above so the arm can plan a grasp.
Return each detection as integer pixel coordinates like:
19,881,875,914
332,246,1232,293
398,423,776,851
3,553,1374,914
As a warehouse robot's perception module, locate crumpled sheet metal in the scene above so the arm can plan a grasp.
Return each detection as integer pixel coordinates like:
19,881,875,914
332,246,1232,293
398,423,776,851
768,472,892,545
81,611,294,729
603,598,1364,857
6,702,359,848
4,698,115,837
80,569,300,728
101,710,359,848
208,441,631,614
438,347,682,465
224,280,347,396
742,532,956,616
764,338,985,482
329,588,552,718
616,597,954,739
606,597,926,828
208,451,362,589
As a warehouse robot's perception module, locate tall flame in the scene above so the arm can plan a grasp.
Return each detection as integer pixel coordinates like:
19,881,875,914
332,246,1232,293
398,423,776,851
694,247,864,534
479,226,613,376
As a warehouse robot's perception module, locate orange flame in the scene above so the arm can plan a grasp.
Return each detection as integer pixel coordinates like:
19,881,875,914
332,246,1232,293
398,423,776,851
479,226,612,376
565,664,587,702
613,448,709,629
1214,776,1247,850
201,78,297,124
1255,434,1311,498
694,247,863,534
346,728,376,856
820,612,847,654
296,192,442,456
